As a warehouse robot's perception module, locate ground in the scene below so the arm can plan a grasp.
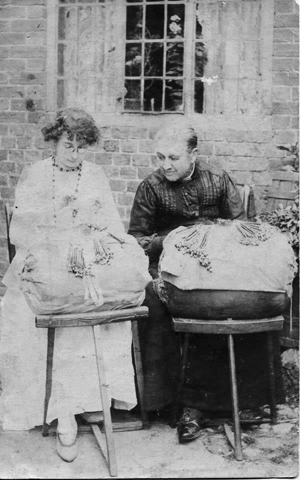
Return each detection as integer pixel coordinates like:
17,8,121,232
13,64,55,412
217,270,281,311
0,391,298,479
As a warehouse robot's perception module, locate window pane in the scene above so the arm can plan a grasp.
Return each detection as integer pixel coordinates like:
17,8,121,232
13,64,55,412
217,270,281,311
194,80,204,113
125,80,141,110
126,6,143,40
165,79,183,111
144,79,162,112
195,42,207,77
145,5,164,39
195,6,203,38
167,4,184,39
166,42,183,77
125,44,142,76
144,43,163,77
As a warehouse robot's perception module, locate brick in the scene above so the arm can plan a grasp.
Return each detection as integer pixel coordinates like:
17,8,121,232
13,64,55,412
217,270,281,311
0,6,26,18
9,174,19,187
34,137,48,149
273,43,299,57
27,111,44,123
274,14,299,28
9,150,23,162
26,58,45,71
9,0,46,4
0,20,9,32
0,175,8,186
275,0,293,13
0,125,8,135
150,155,159,168
126,180,141,193
0,97,9,110
109,179,126,192
103,140,119,152
10,46,44,58
291,116,299,129
272,102,299,114
10,19,45,32
231,171,253,185
121,140,138,153
16,136,32,149
9,71,45,85
272,86,291,102
273,58,294,72
24,150,41,163
26,85,44,97
1,186,15,198
0,150,8,161
197,142,214,155
11,98,26,111
225,130,246,143
0,86,25,97
253,172,272,186
103,166,120,178
268,158,284,171
139,140,155,153
0,162,15,173
1,137,15,149
113,154,131,166
132,154,150,167
117,192,135,207
120,167,137,179
0,46,9,57
27,6,45,18
275,130,297,145
228,157,268,171
94,153,112,165
204,129,225,141
26,32,45,46
273,72,299,86
293,58,299,72
112,126,130,139
271,115,291,129
0,112,26,123
273,28,294,43
0,58,26,73
0,33,26,44
130,127,148,139
244,131,273,143
9,123,37,136
100,126,112,138
149,126,160,140
137,167,153,179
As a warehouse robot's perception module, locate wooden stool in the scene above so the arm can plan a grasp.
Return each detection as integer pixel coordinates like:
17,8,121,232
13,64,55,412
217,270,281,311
172,316,284,461
36,306,149,477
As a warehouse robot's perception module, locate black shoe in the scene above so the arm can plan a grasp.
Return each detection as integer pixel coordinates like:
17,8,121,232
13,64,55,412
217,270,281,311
177,407,205,444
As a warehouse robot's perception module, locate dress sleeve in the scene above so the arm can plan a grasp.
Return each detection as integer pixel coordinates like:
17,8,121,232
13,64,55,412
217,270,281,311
219,171,247,220
128,181,164,257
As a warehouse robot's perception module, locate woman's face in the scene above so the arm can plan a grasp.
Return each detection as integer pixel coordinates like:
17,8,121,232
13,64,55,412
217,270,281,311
55,132,87,169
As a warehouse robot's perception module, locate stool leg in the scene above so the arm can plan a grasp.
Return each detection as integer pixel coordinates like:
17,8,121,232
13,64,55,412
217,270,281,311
131,320,148,427
42,327,55,437
266,332,277,425
228,334,242,461
172,333,190,426
92,324,118,477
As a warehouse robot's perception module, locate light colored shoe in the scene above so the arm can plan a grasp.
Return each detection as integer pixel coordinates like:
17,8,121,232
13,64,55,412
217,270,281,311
56,415,78,463
81,411,104,424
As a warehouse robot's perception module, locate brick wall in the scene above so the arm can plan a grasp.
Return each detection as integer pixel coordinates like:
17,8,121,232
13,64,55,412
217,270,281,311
0,0,299,291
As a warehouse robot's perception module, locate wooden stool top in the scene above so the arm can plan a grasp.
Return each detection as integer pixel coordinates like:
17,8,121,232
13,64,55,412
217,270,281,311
172,316,284,335
36,306,149,328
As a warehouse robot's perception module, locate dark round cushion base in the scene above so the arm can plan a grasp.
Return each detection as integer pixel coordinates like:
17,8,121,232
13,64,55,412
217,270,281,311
163,282,289,320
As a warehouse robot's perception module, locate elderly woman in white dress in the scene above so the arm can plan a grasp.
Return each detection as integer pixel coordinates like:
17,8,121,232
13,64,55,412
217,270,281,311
0,108,150,462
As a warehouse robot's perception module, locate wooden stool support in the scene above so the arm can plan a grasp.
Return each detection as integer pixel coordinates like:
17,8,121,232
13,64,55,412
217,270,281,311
36,306,149,477
172,316,284,461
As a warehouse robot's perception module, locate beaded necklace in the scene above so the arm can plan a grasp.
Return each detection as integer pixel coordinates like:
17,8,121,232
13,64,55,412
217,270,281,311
52,156,83,225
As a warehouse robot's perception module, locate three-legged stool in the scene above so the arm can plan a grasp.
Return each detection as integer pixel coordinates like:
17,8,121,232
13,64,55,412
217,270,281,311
172,316,284,461
35,306,149,477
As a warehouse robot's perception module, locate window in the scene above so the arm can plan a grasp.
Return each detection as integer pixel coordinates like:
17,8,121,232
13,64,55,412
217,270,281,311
124,0,207,114
47,0,273,116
